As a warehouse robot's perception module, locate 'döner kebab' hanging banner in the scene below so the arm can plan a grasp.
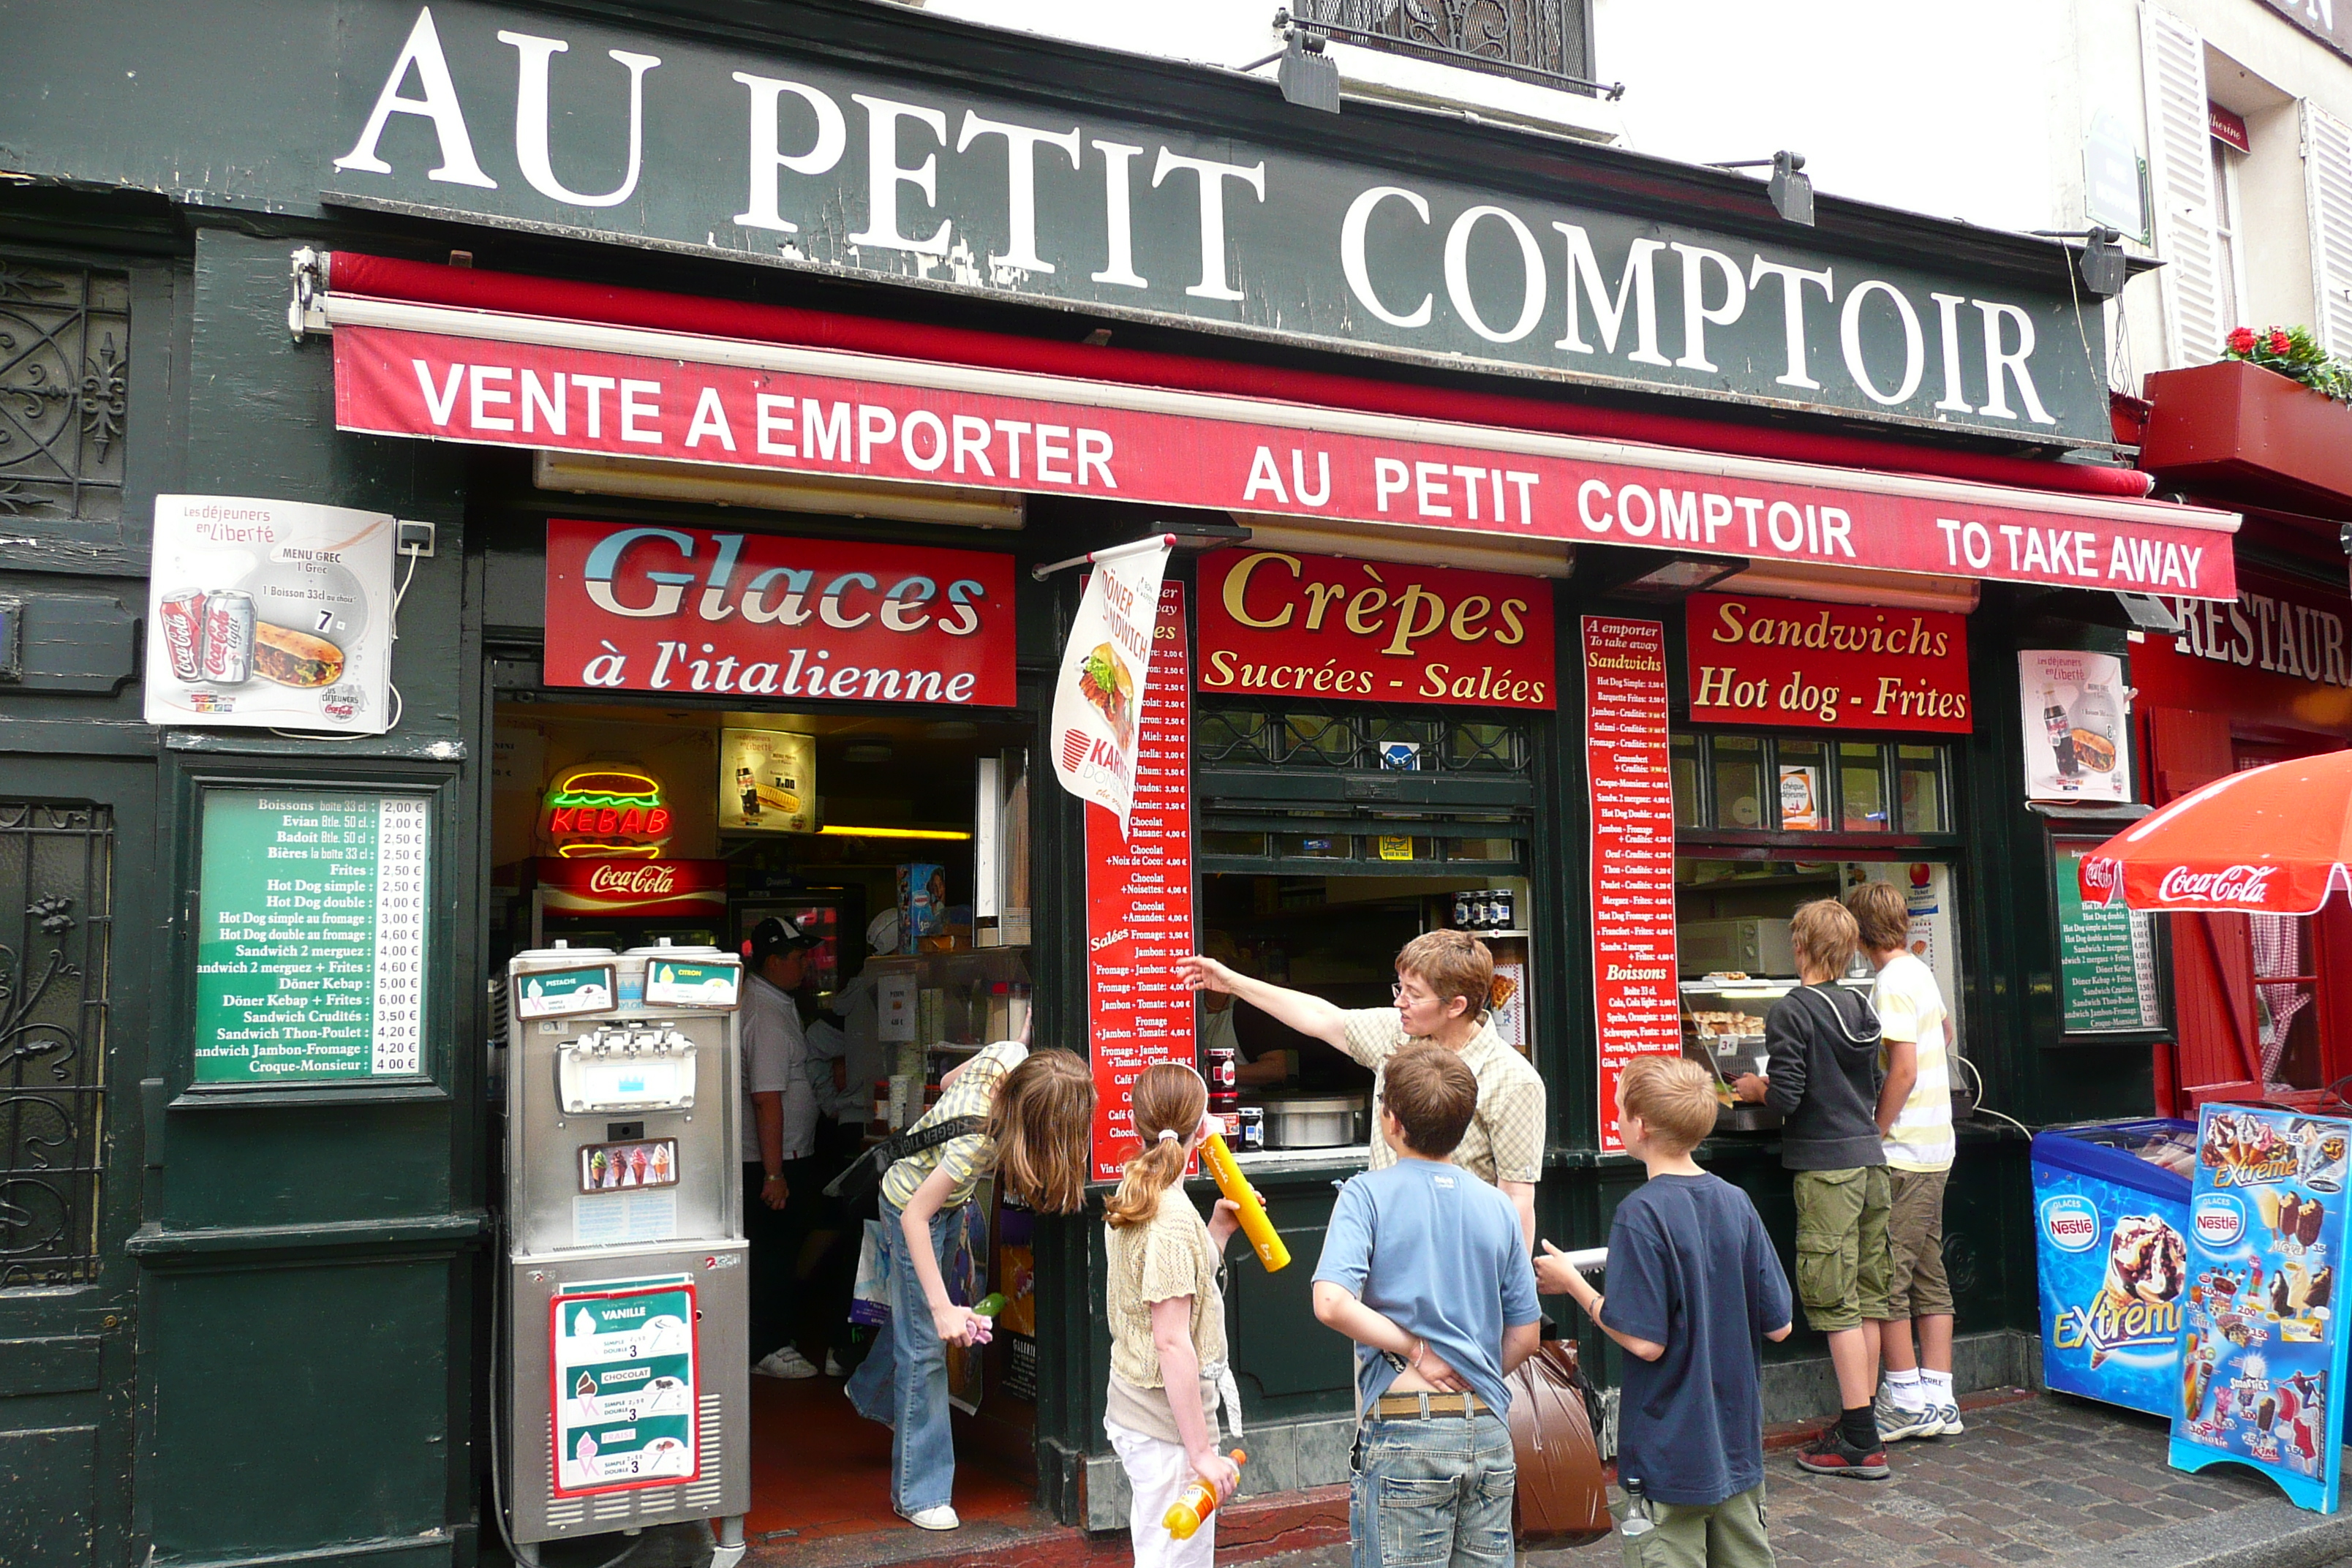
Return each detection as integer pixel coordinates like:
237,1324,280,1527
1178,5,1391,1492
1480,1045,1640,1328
1048,536,1172,837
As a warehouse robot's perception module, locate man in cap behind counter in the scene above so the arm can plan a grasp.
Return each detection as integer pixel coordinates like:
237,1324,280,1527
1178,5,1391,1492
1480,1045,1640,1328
743,914,823,1379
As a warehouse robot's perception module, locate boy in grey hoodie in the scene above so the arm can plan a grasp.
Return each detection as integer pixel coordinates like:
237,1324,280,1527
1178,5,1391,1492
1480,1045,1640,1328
1733,898,1889,1481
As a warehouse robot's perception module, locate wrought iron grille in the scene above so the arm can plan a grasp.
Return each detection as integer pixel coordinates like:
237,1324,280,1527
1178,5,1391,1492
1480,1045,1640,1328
1198,704,1529,773
0,802,113,1289
1295,0,1590,88
0,257,130,524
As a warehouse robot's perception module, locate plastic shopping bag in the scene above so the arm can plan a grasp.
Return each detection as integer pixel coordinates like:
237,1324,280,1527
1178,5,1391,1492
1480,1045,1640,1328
851,1218,892,1326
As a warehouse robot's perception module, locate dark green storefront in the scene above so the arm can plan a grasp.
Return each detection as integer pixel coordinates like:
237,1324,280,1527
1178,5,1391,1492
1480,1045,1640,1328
0,2,2220,1562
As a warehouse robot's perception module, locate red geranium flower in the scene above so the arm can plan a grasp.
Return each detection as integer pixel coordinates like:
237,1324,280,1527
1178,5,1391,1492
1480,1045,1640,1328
2272,330,2296,355
2228,327,2258,355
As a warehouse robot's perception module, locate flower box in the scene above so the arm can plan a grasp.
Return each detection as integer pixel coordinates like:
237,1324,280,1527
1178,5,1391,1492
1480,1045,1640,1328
2138,358,2352,510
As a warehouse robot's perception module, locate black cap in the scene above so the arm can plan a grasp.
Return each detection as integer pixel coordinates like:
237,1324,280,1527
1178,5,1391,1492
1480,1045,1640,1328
744,915,821,963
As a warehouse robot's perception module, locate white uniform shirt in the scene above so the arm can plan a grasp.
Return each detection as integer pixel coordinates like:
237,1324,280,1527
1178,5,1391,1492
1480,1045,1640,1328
740,972,817,1164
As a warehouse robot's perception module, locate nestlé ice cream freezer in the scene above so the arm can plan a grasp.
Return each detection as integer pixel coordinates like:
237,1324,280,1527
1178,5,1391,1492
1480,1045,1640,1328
2032,1118,2196,1417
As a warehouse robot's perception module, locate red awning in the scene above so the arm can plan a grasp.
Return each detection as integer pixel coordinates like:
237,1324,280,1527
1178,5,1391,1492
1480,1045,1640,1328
310,253,2239,599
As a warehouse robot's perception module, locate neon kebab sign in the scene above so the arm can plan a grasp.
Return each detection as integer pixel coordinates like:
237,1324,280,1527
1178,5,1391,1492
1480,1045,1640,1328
540,766,674,859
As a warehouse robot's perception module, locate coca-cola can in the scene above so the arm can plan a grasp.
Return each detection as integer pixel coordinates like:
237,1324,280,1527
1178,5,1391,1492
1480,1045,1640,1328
158,590,208,681
199,591,256,685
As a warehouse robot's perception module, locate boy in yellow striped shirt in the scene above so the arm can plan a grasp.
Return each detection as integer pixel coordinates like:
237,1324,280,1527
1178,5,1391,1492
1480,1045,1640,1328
1844,881,1961,1443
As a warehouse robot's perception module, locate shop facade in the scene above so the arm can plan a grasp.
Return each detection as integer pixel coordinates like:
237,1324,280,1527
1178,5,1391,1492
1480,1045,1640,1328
0,2,2244,1561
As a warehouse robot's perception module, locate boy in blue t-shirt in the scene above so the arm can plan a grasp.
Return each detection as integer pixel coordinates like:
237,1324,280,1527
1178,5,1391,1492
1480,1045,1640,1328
1313,1044,1542,1568
1541,1056,1795,1566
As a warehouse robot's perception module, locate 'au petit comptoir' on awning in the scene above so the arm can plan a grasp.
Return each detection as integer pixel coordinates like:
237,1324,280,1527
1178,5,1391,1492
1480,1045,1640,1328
300,252,2241,600
2079,752,2352,916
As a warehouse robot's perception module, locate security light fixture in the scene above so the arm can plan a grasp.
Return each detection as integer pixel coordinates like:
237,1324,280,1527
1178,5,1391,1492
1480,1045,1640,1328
2029,227,2129,298
2114,592,2183,635
1277,29,1341,113
1709,152,1813,227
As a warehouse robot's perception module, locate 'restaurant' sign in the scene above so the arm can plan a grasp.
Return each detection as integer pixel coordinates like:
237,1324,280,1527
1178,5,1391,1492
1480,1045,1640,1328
1199,549,1556,709
1684,592,1970,733
338,328,2237,600
291,2,2110,441
538,857,728,919
2138,570,2352,739
543,520,1016,705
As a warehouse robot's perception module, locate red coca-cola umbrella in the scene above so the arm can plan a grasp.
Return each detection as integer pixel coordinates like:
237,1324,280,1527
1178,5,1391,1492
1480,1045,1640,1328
2078,752,2352,915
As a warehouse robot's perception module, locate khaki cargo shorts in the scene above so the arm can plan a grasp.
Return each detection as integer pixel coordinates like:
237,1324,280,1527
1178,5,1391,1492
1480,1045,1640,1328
1793,1166,1891,1333
1885,1166,1953,1320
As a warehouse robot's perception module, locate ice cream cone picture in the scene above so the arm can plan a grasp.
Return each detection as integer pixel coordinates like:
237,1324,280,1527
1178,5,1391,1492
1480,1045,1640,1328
649,1143,673,1183
2182,1335,2213,1420
2089,1287,2130,1368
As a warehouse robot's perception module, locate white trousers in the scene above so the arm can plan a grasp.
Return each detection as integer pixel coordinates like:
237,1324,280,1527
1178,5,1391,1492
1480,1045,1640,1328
1106,1417,1218,1568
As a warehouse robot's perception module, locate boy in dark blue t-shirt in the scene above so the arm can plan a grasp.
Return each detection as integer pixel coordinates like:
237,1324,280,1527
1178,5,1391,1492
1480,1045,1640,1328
1540,1056,1793,1565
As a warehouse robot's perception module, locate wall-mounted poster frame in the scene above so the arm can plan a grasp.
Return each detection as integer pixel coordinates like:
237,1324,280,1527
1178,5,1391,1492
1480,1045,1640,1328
2048,829,2171,1041
167,755,460,1107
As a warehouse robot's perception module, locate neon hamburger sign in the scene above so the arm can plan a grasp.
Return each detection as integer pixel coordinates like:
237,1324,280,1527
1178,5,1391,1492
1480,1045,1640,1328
540,765,674,859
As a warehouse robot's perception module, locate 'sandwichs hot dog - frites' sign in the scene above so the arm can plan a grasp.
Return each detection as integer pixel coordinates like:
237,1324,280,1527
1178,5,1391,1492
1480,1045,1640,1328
1196,548,1558,711
543,520,1016,706
1683,591,1972,733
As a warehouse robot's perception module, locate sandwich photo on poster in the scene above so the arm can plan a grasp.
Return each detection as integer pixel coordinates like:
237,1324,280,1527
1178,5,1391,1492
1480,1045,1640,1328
2021,650,2131,804
145,495,398,734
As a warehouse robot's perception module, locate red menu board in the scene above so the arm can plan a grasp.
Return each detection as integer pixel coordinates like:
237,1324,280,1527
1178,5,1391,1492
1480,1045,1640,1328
1087,584,1196,1181
1584,617,1683,1156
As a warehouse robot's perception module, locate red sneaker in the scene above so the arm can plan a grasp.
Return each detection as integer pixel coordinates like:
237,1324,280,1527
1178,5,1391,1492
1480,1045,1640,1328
1795,1425,1891,1480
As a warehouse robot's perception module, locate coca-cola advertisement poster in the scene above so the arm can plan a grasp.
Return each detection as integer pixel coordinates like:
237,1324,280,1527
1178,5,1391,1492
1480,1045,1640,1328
544,520,1017,708
145,495,398,734
538,858,728,919
2021,649,2132,804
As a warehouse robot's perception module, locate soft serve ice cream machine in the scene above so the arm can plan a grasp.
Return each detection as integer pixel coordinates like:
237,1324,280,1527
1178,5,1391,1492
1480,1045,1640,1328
502,943,749,1564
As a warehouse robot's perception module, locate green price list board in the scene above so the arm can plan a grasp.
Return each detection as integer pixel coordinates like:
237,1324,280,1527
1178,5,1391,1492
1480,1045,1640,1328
2054,836,2163,1033
194,788,430,1083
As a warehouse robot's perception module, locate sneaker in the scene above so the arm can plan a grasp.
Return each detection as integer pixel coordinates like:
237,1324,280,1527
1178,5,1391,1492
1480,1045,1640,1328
753,1346,821,1379
1795,1425,1891,1481
823,1351,847,1378
896,1504,960,1531
1873,1388,1944,1442
1931,1403,1964,1437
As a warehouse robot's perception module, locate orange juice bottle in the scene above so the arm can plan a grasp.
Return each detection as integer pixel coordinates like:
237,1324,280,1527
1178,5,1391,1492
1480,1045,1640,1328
1163,1449,1245,1540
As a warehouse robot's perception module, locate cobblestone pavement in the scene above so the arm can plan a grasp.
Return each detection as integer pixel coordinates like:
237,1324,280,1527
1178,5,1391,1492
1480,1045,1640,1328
1256,1393,2352,1568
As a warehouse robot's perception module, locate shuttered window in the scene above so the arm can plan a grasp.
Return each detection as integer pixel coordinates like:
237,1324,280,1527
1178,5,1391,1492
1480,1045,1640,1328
2141,4,2228,366
2303,102,2352,358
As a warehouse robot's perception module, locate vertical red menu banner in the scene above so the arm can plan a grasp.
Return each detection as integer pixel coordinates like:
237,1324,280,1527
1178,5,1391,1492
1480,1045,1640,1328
1087,583,1196,1181
1584,617,1683,1156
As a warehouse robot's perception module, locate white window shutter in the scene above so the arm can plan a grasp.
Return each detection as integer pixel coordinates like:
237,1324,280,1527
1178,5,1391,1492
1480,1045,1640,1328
2141,4,2228,365
2303,102,2352,358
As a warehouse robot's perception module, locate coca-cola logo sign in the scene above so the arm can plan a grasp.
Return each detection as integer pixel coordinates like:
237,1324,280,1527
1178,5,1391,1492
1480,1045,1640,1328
2081,856,2119,894
587,863,678,897
2156,864,2277,905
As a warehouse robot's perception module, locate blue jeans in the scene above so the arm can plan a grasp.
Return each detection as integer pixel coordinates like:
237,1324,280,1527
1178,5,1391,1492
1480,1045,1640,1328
1351,1407,1517,1568
845,1199,958,1512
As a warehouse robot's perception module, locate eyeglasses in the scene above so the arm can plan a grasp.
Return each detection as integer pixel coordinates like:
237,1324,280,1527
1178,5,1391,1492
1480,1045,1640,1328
1391,983,1432,1005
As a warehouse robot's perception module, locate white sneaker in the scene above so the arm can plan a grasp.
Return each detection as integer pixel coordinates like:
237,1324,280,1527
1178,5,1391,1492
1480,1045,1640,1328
897,1504,960,1531
1932,1403,1964,1436
753,1346,821,1379
823,1351,847,1377
1872,1387,1942,1442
